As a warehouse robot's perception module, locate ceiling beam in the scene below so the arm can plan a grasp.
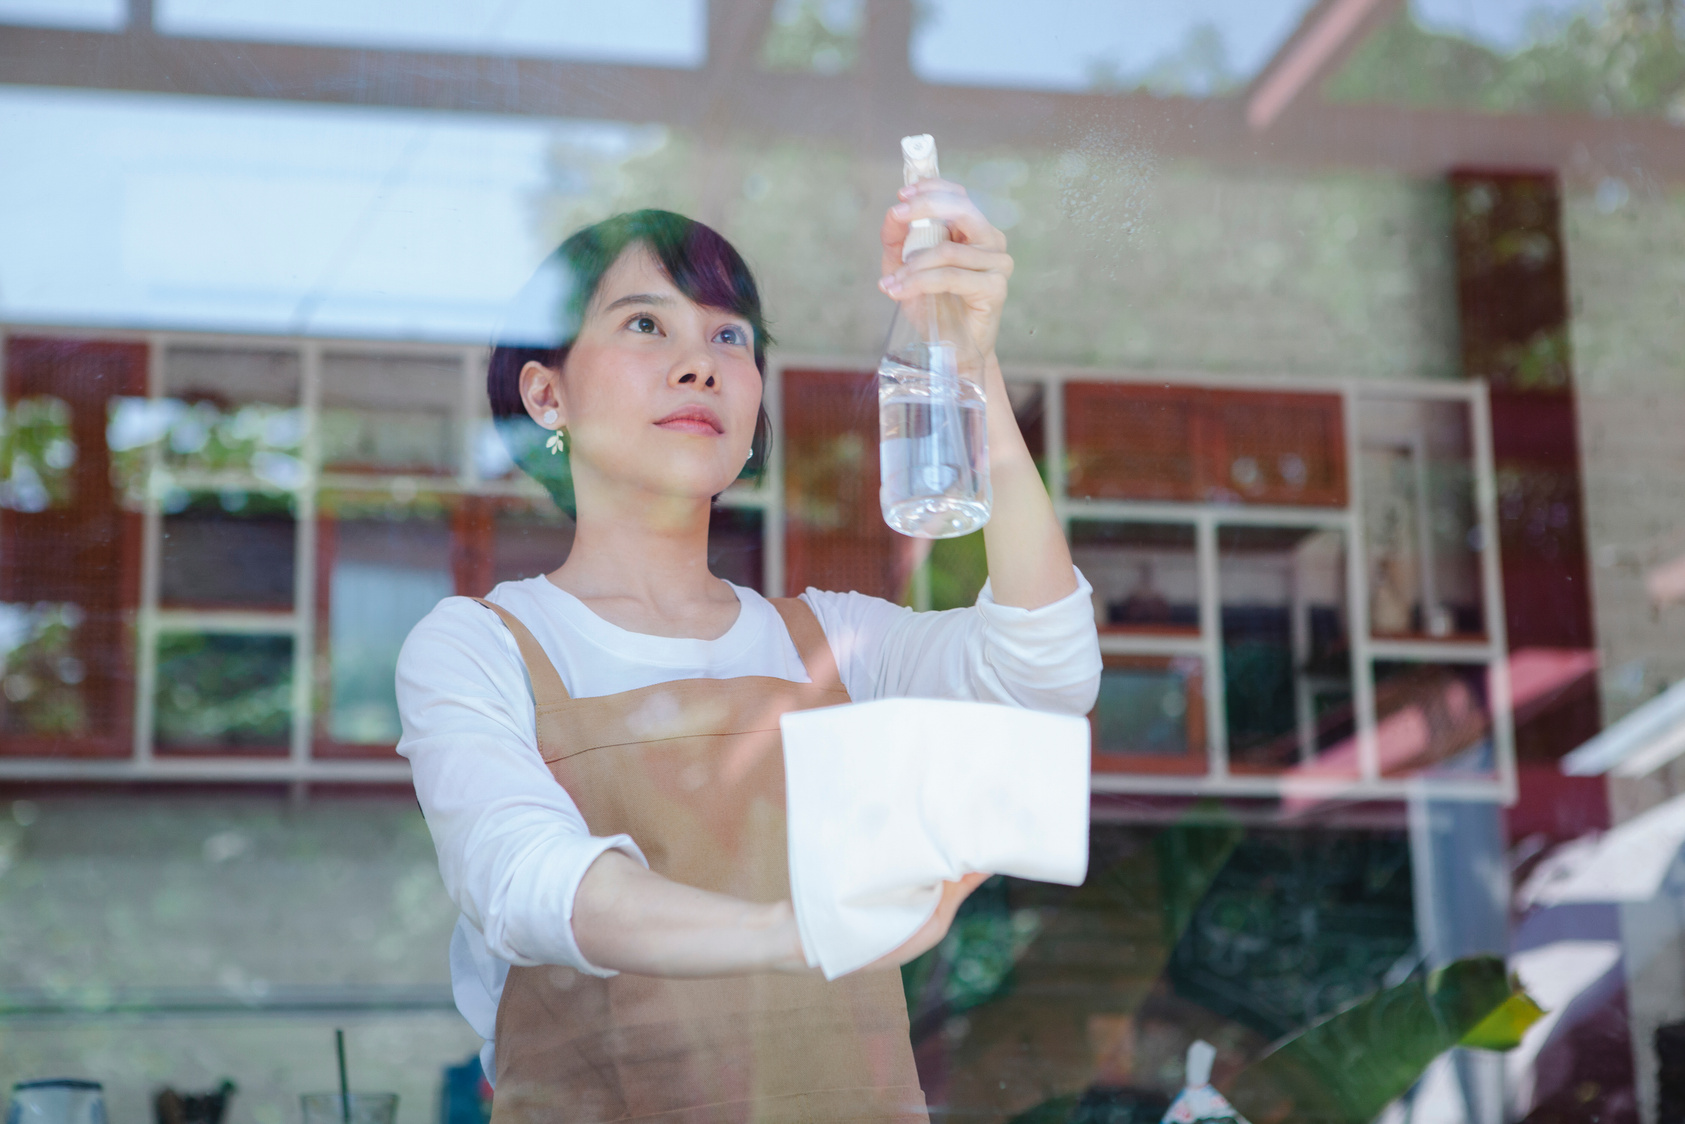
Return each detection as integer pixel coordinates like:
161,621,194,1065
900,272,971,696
1,15,1682,184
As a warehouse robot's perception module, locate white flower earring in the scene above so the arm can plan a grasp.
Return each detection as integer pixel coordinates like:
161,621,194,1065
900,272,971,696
541,409,565,455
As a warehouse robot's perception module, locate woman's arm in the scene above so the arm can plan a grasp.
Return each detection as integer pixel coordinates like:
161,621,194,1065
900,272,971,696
570,851,806,976
804,584,1101,714
573,850,985,976
879,181,1077,612
400,599,975,978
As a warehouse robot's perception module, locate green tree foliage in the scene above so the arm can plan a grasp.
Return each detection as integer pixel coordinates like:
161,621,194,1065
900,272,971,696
0,396,76,513
1327,0,1685,119
153,633,293,749
0,604,88,737
759,0,863,75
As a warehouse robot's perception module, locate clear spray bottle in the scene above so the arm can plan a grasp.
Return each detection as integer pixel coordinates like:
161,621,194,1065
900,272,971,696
877,134,992,539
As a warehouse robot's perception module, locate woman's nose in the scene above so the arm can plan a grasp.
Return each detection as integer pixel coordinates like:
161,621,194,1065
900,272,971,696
672,347,719,389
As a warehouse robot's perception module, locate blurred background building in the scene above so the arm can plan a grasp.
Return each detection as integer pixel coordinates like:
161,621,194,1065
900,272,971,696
2,1,1684,1121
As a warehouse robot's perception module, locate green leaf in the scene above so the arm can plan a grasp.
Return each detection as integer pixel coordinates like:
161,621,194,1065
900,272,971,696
1459,988,1546,1051
1226,956,1537,1124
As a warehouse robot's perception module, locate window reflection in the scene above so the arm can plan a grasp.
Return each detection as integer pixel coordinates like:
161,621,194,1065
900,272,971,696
317,497,453,752
1071,521,1199,634
158,347,305,488
0,0,1674,1115
1218,525,1354,775
1360,396,1486,641
1328,0,1680,119
1374,660,1494,778
152,0,708,65
320,352,461,476
153,632,292,754
760,0,863,74
0,602,89,738
1090,655,1206,775
159,492,297,610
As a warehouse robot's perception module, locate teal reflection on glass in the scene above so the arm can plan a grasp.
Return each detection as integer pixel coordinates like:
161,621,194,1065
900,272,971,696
327,519,452,745
1095,666,1188,757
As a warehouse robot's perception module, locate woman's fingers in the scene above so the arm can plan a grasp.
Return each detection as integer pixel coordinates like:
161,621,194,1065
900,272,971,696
879,181,1005,274
880,241,1013,290
889,191,1006,252
880,263,1009,307
946,871,991,907
893,238,1015,276
898,176,969,201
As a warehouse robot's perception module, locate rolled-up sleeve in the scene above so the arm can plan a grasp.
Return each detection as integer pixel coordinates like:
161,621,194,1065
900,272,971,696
396,597,646,977
803,568,1102,715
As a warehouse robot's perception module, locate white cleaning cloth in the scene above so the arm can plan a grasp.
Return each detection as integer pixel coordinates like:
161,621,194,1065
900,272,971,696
781,698,1091,980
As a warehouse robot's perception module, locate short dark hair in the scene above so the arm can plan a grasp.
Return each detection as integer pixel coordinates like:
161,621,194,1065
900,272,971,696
487,209,773,517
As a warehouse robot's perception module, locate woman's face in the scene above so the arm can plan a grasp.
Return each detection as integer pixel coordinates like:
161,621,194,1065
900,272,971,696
524,245,762,509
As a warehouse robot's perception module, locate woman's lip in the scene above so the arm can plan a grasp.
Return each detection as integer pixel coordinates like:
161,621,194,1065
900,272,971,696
654,408,724,434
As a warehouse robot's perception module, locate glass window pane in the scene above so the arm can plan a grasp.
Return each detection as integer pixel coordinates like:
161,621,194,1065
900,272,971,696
0,602,91,740
1327,0,1670,119
1064,384,1200,502
1219,525,1355,775
159,491,297,609
320,351,461,475
1090,654,1206,775
708,508,764,593
1063,384,1345,506
1070,520,1198,634
0,0,124,30
3,338,147,757
1374,660,1494,779
760,0,864,74
1359,396,1486,640
490,500,576,587
910,0,1316,95
155,0,708,67
320,507,453,750
159,347,305,486
153,632,292,754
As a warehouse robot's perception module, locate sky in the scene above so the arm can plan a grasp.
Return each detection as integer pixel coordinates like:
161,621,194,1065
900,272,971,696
152,0,705,66
0,0,706,62
1411,0,1596,53
0,86,652,340
911,0,1320,92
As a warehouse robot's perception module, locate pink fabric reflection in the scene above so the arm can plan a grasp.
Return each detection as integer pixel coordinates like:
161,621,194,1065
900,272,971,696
1280,647,1598,805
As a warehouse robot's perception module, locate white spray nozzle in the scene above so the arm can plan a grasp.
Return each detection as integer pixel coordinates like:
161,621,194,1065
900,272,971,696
899,133,945,261
901,134,939,185
1186,1039,1217,1088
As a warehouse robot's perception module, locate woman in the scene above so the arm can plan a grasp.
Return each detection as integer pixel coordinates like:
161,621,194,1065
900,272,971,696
398,185,1101,1121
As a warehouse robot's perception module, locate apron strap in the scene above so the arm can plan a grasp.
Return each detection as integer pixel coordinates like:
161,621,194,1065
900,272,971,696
769,597,844,694
473,597,573,705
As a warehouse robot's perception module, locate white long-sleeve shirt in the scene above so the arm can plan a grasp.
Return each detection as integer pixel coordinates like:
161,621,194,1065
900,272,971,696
396,572,1101,1079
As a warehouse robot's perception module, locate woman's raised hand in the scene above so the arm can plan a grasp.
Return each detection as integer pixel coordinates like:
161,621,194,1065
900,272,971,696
879,179,1014,358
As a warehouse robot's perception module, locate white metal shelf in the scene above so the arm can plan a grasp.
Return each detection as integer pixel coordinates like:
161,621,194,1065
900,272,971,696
3,332,1513,801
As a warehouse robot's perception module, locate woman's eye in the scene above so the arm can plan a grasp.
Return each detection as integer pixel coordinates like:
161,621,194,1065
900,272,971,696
630,315,658,334
716,325,748,346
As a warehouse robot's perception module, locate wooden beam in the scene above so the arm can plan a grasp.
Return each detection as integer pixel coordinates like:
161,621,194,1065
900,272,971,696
2,15,1683,183
1246,0,1405,131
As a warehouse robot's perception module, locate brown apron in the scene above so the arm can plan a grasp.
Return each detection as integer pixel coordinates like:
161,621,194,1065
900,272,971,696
473,596,928,1124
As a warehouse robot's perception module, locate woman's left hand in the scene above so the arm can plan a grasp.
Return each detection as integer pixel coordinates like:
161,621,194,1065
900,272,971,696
864,871,991,970
879,179,1014,358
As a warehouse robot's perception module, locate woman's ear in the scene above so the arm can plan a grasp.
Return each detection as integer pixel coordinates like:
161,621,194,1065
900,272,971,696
519,359,565,426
